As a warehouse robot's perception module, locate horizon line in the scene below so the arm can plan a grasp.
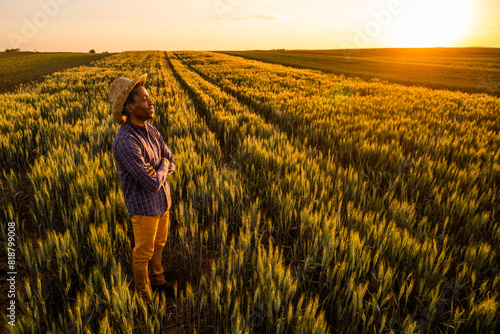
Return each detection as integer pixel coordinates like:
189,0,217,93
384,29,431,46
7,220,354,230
3,45,500,53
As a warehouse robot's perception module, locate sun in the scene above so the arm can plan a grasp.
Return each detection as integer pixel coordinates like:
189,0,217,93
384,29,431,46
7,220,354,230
390,0,476,47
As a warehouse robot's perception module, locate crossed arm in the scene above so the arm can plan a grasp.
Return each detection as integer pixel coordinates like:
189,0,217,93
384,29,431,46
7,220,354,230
145,156,174,178
114,135,175,193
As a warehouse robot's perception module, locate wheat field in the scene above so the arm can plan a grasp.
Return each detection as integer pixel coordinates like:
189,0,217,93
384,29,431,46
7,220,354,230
1,51,499,333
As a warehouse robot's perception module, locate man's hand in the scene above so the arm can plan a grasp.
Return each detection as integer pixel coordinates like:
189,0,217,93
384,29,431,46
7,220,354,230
161,157,170,169
145,163,157,178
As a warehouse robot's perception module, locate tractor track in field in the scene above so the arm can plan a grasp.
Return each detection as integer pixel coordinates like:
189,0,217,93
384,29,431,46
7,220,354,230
164,53,488,320
164,52,235,166
170,52,500,255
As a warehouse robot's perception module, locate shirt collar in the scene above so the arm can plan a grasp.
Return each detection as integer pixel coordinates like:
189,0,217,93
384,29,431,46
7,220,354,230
125,118,149,133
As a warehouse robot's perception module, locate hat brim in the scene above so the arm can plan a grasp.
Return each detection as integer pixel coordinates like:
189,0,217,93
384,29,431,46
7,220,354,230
112,74,147,124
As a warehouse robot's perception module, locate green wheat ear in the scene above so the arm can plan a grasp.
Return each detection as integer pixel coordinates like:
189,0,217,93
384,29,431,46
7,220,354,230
3,50,498,333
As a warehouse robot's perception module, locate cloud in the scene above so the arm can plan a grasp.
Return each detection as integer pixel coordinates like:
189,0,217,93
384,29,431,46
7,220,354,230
225,14,281,21
94,10,113,16
183,0,212,5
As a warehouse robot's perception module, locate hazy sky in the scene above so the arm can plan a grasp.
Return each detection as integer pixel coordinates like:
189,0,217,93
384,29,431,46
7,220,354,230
1,0,499,52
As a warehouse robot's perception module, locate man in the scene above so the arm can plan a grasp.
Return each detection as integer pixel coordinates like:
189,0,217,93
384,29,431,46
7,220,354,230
109,74,176,303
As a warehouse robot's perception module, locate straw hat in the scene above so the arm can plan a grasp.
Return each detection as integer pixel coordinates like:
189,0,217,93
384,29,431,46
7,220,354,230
109,74,147,124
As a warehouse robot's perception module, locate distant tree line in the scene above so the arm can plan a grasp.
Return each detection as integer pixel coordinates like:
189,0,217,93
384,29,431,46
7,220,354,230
3,48,108,53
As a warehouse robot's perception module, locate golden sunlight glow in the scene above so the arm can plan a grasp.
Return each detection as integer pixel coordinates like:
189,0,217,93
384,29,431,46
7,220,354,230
391,0,476,47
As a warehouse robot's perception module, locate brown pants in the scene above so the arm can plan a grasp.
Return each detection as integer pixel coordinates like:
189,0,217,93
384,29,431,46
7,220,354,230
131,211,170,302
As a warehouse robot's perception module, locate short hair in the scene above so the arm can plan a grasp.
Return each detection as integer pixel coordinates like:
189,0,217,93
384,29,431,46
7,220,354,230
122,84,143,117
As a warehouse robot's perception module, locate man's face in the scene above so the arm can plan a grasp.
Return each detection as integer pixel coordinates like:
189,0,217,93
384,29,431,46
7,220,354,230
127,86,154,122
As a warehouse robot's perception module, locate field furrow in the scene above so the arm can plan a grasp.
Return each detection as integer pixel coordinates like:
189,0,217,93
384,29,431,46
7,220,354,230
174,52,500,252
166,51,499,332
1,50,498,333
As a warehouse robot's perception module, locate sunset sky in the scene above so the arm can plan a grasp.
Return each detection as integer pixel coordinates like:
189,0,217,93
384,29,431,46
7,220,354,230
1,0,499,52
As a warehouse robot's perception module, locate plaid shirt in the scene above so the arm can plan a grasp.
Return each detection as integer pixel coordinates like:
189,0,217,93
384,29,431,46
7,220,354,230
112,119,175,217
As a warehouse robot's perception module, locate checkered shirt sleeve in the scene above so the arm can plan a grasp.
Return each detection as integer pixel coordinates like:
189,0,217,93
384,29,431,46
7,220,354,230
112,121,175,217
